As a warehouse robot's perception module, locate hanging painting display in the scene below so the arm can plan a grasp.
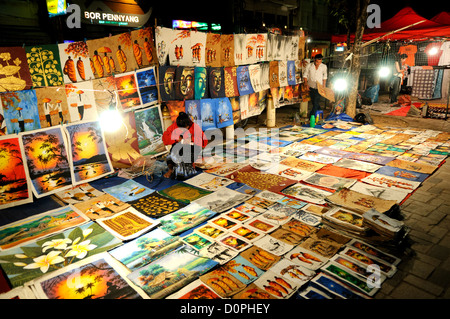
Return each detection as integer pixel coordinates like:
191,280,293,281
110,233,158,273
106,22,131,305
190,30,207,67
221,34,235,68
58,41,94,84
20,126,72,198
159,66,176,101
0,136,31,209
169,29,192,67
25,44,64,87
224,67,240,97
208,67,225,98
216,97,234,129
0,46,33,92
200,99,217,130
234,33,246,66
155,26,174,66
205,33,222,67
174,66,195,100
35,87,71,128
134,105,167,157
166,100,185,122
185,99,202,129
0,90,41,134
130,27,159,68
63,120,114,185
194,67,208,99
135,66,158,107
236,65,254,96
64,81,98,122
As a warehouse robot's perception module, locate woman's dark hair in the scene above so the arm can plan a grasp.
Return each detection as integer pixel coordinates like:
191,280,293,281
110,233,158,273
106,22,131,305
400,53,408,60
176,112,192,128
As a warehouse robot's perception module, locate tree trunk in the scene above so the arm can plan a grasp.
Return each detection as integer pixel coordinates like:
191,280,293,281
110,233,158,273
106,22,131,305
346,0,370,119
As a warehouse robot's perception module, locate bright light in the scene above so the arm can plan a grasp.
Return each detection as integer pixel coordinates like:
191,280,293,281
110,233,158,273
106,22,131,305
378,66,391,78
99,109,123,133
428,47,439,56
333,78,348,92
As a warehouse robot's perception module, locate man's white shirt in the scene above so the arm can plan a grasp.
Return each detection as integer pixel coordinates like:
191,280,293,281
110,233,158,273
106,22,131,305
304,63,327,89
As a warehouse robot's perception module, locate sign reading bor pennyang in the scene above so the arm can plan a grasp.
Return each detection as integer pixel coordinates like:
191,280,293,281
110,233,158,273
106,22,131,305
84,11,140,25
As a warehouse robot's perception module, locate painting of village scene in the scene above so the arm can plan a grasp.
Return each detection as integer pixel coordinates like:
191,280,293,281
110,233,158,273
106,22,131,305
0,135,32,209
64,121,113,185
127,245,218,299
34,254,144,299
134,106,167,156
0,89,41,134
21,126,72,198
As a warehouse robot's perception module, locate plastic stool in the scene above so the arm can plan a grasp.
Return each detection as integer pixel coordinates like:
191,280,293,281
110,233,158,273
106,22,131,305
315,110,324,124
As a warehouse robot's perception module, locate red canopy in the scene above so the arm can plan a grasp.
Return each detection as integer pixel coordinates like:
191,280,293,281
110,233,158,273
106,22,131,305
331,7,450,43
431,12,450,25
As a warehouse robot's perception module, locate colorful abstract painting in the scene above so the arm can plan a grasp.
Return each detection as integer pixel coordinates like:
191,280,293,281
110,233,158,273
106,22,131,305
0,46,33,92
0,135,32,209
21,126,72,198
0,90,41,134
31,252,147,299
0,221,122,288
64,120,114,185
25,44,64,87
134,105,167,157
135,66,158,107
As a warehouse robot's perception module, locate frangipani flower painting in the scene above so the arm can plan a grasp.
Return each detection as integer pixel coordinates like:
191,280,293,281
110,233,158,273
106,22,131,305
64,121,114,185
20,126,72,198
0,222,121,288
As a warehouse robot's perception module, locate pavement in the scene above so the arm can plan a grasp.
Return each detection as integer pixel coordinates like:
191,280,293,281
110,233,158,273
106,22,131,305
246,95,450,299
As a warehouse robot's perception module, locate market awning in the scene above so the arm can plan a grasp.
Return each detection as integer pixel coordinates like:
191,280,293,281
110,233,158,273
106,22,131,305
331,7,450,43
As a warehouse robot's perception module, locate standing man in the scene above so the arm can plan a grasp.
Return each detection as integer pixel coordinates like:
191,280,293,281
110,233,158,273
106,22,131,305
303,54,327,118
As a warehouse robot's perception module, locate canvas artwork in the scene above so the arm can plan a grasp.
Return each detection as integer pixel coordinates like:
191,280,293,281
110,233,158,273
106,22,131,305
169,30,193,67
216,97,234,129
175,66,195,100
281,219,318,238
184,172,234,191
181,232,213,251
30,252,147,299
135,66,158,107
218,234,251,253
269,61,279,88
155,26,174,66
208,67,225,98
58,41,94,84
375,165,429,183
185,99,202,129
386,158,437,174
333,158,382,173
102,179,154,202
25,44,64,87
194,187,253,213
280,157,326,172
166,279,222,299
248,64,263,93
158,182,212,204
349,181,409,203
265,164,313,181
1,90,41,134
73,193,129,220
54,183,104,205
258,208,294,226
205,33,222,68
96,207,159,241
221,34,235,68
270,258,316,288
64,120,113,185
0,135,33,209
159,66,176,101
277,60,288,87
129,245,218,299
0,205,88,251
109,228,182,272
64,81,98,122
0,221,122,288
309,272,368,299
91,76,118,112
195,224,227,241
158,202,216,235
253,270,298,299
130,27,159,68
21,126,72,198
323,207,367,236
114,71,142,111
236,65,254,96
299,152,341,164
254,235,295,257
193,68,208,100
134,105,167,157
129,192,187,219
166,100,186,122
0,46,33,92
303,172,356,190
233,33,246,66
224,67,240,98
200,99,217,130
344,153,395,165
34,87,71,128
361,173,421,193
281,183,333,205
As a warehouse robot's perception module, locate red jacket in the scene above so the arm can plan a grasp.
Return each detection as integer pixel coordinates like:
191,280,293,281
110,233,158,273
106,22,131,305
162,122,208,148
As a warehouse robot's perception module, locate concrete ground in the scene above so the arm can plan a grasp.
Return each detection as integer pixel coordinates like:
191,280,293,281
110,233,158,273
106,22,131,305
246,96,450,299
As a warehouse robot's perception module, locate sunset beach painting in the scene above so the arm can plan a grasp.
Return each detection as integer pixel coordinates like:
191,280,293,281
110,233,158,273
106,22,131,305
20,126,72,198
64,121,113,185
0,135,32,209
